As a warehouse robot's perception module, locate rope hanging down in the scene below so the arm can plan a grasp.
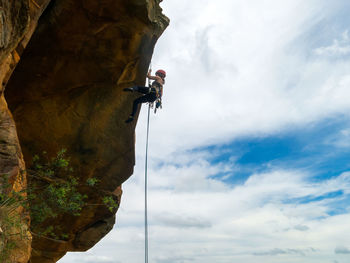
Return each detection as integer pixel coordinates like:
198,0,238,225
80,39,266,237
144,103,151,263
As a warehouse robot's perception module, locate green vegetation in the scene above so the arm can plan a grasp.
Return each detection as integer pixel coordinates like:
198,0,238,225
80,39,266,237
102,196,119,212
0,180,29,263
29,149,88,235
0,149,119,262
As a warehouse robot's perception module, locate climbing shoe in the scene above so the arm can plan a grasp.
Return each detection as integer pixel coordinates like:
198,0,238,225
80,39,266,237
125,116,134,123
123,87,134,92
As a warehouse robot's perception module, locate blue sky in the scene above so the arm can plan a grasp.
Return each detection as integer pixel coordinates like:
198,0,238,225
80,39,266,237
59,1,350,263
205,115,350,184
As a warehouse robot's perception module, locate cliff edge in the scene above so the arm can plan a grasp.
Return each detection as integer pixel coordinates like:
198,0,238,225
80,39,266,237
0,0,168,262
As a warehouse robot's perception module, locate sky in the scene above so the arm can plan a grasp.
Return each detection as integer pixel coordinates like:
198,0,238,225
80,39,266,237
59,1,350,262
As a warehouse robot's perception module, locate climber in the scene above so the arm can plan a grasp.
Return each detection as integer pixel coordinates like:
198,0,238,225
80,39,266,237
124,69,166,123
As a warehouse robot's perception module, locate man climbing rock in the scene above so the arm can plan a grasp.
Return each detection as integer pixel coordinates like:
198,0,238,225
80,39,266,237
124,69,166,123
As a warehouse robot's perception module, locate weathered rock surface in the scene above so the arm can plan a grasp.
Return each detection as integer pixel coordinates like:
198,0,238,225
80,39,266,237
1,0,168,262
1,0,51,262
0,95,30,263
0,0,51,94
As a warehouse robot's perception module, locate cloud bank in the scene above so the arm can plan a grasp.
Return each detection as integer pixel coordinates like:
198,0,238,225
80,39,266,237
60,1,350,263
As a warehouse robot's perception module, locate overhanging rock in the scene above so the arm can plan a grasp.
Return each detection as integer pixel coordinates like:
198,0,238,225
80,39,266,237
4,0,168,262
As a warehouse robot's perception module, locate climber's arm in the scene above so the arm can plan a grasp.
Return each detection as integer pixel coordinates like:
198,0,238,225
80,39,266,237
147,69,164,86
147,75,158,80
146,71,157,80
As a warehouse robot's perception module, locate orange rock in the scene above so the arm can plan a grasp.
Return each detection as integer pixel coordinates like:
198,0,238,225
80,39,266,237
0,0,50,261
2,0,169,262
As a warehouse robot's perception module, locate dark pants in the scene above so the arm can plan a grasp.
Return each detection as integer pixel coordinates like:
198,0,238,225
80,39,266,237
130,86,157,117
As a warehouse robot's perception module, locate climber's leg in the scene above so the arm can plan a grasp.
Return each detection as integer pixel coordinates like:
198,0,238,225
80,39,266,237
123,87,134,92
125,95,149,123
134,95,149,114
135,86,151,94
125,93,157,123
124,86,151,94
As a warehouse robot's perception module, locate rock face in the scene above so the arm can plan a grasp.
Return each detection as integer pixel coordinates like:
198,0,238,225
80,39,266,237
0,95,29,263
0,0,51,92
1,0,168,262
0,0,51,262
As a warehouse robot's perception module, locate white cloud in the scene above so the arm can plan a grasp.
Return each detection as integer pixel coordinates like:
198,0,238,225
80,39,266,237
314,31,350,57
60,151,350,263
59,1,350,263
324,126,350,148
335,246,350,254
253,247,316,256
60,255,119,263
154,212,212,228
143,0,350,157
293,224,310,231
154,255,195,263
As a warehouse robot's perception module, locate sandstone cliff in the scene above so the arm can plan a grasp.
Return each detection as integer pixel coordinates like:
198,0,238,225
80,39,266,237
0,0,168,262
1,0,51,262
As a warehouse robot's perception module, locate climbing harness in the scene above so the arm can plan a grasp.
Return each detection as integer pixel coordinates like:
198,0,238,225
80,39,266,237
144,103,151,263
149,96,162,114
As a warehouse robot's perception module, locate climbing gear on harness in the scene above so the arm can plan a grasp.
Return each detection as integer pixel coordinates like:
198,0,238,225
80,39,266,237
153,98,162,114
156,99,162,109
148,88,162,113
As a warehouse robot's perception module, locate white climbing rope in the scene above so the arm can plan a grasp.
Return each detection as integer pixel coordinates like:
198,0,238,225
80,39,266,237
144,64,152,263
144,103,151,263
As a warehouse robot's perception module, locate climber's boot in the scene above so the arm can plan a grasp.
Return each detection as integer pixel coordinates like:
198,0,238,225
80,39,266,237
123,87,134,92
125,115,134,123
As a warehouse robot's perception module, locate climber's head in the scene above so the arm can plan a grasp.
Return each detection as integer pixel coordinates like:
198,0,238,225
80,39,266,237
156,69,166,79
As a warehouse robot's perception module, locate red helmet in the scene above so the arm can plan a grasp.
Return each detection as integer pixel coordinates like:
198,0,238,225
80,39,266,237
156,69,166,78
